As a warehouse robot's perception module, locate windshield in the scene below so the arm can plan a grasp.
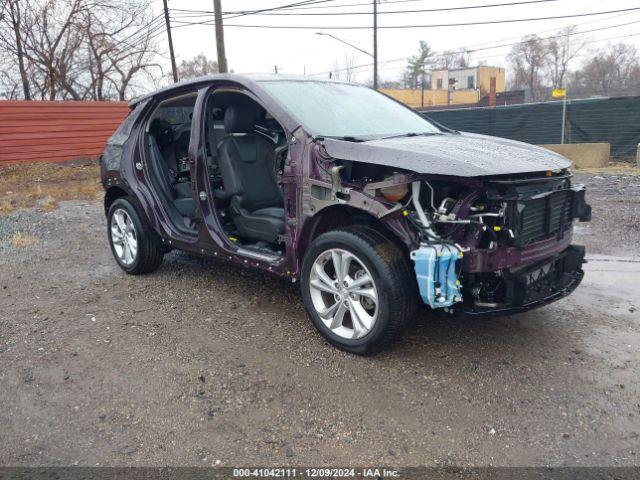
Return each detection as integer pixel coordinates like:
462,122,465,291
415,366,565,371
258,80,441,139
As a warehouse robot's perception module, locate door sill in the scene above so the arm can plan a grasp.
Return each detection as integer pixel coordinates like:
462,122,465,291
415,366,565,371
236,247,283,263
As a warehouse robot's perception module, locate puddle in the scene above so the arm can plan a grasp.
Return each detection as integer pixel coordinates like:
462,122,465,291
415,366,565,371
575,255,640,320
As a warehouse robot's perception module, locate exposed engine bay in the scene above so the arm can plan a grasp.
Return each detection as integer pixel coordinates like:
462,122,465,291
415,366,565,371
333,160,592,315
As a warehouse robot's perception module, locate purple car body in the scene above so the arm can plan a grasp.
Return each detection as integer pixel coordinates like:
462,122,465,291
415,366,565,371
101,74,591,353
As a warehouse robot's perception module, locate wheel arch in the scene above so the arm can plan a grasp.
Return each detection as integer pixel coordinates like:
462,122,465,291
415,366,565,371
104,186,129,215
104,186,159,237
297,204,413,263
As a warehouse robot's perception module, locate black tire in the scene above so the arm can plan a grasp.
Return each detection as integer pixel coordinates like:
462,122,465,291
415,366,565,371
107,197,164,275
300,225,417,355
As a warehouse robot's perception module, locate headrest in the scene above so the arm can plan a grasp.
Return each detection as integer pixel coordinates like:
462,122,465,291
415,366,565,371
224,104,261,134
149,118,173,148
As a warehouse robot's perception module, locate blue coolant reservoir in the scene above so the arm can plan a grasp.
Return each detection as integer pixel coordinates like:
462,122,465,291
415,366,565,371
410,244,463,309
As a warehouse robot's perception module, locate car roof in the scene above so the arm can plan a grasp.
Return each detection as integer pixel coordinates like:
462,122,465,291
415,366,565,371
129,73,355,107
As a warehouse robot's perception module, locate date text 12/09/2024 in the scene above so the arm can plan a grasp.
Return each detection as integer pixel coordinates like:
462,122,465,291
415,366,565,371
232,468,400,478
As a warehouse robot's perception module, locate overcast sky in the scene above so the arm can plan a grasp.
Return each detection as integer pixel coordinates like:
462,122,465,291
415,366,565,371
154,0,640,84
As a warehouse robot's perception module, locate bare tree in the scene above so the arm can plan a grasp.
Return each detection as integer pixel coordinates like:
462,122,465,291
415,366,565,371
108,32,161,100
343,55,357,83
18,0,87,100
572,43,640,97
508,34,548,101
327,55,359,83
457,49,471,69
0,0,32,98
76,0,161,100
0,50,20,98
437,51,457,70
436,49,470,70
80,1,150,100
545,26,587,89
0,0,161,101
608,43,640,95
331,58,342,81
178,53,218,80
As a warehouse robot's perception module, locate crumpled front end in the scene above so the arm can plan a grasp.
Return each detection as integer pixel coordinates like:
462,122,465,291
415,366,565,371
308,135,590,316
362,168,591,316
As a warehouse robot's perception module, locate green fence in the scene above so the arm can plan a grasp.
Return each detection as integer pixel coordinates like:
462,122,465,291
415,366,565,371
422,96,640,159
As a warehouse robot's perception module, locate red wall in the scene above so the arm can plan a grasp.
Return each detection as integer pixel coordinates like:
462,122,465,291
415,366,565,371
0,101,130,164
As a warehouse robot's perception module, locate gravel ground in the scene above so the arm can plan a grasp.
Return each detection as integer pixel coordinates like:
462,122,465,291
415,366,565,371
0,172,639,467
572,171,640,256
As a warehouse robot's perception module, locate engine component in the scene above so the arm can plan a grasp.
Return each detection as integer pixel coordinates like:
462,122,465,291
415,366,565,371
481,176,591,247
437,197,456,215
410,243,463,309
411,181,439,239
379,178,409,202
330,165,345,200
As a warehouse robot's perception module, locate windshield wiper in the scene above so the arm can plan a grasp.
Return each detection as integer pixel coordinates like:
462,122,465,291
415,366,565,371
378,132,440,140
319,135,368,143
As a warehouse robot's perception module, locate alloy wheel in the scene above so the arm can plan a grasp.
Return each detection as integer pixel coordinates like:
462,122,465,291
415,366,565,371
110,208,138,266
308,248,379,339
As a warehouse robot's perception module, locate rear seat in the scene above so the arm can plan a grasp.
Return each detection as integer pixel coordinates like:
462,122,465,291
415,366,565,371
149,119,196,219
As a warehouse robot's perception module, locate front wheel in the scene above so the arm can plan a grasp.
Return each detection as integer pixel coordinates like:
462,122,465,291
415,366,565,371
107,198,164,274
300,226,416,355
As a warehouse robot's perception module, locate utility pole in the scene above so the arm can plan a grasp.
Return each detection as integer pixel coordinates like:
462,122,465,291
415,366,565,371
162,0,178,83
421,67,425,107
561,90,567,144
213,0,228,73
373,0,378,89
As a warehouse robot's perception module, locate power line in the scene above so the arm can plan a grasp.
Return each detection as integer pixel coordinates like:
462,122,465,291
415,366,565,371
148,24,173,44
468,30,640,61
171,0,563,17
122,21,166,49
446,7,638,53
106,17,166,58
115,14,165,44
467,19,640,53
279,0,503,10
170,0,341,17
174,0,518,14
306,17,640,76
109,15,165,52
170,6,640,29
222,0,339,20
161,0,341,70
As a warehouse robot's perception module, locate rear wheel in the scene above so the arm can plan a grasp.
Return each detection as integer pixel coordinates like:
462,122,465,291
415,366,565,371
107,198,164,274
300,226,416,355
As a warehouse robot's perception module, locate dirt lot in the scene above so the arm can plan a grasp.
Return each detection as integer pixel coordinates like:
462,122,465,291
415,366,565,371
0,164,639,467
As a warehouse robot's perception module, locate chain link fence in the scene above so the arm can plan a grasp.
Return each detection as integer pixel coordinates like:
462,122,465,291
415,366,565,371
422,96,640,161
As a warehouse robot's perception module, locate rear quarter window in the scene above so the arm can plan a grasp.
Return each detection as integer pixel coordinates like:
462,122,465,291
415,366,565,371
102,99,150,171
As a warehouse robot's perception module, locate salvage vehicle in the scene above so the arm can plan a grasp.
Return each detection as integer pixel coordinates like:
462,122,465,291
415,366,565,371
101,74,591,354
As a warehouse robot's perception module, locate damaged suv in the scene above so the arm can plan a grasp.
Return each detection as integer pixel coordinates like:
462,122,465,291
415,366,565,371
101,75,591,354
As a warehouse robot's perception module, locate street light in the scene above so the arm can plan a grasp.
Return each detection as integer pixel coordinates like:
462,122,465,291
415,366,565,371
315,32,373,58
316,1,378,88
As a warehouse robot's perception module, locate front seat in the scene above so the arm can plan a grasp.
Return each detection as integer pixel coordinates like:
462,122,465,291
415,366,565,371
217,104,285,244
